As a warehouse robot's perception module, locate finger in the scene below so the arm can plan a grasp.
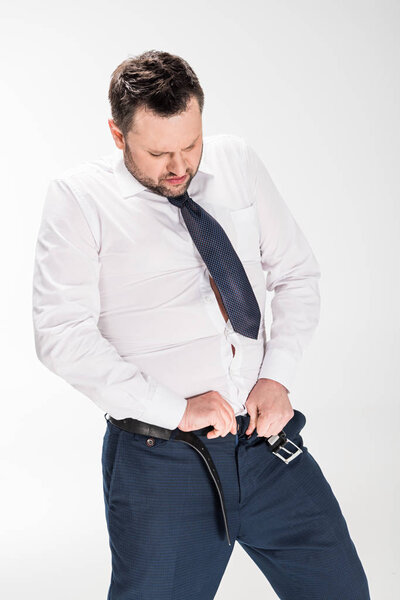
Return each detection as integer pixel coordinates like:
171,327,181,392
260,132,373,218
207,426,222,439
208,410,234,438
245,408,258,435
224,408,236,436
220,402,236,436
208,415,237,438
268,422,287,437
258,419,280,438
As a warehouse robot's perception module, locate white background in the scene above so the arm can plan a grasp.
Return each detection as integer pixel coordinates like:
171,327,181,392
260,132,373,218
1,1,399,597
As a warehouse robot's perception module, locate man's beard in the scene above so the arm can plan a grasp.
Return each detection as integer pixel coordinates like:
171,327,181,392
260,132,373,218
123,144,197,198
123,144,204,197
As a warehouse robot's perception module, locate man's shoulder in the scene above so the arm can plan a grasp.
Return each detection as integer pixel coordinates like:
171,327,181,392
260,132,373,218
202,133,250,178
203,132,248,153
50,153,114,194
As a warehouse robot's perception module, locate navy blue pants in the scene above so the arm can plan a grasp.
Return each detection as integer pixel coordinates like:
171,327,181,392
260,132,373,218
101,409,371,599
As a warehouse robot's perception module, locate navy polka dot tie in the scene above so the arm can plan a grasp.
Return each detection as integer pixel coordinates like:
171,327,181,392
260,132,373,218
167,191,261,339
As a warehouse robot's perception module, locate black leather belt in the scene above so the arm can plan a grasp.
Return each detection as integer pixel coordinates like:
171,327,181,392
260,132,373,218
105,413,232,546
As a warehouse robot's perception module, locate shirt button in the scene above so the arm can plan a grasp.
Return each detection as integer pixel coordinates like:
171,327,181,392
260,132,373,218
205,294,213,303
146,437,155,447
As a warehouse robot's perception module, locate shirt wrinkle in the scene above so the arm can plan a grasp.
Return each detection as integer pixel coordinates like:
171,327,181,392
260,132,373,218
32,133,321,429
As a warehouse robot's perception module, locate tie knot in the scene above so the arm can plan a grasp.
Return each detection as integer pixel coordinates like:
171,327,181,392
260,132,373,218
167,191,189,209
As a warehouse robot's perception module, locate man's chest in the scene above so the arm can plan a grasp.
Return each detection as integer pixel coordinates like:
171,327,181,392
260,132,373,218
97,195,262,276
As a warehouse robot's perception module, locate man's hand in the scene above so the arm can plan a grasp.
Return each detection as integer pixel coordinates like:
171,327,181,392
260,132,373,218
178,390,237,439
245,378,294,437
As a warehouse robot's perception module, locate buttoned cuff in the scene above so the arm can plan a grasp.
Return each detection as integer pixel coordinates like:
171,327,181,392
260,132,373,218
139,382,188,430
257,349,300,394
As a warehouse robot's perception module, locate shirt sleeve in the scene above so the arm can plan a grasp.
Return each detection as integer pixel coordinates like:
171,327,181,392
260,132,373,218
244,142,322,393
32,178,187,429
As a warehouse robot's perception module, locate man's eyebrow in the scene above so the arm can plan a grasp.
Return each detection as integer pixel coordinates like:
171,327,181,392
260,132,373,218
147,134,200,154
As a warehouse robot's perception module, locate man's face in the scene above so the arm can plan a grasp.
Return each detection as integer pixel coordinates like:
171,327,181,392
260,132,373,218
109,96,203,198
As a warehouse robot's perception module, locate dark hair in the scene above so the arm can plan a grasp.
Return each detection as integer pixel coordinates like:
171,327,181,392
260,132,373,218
108,49,205,138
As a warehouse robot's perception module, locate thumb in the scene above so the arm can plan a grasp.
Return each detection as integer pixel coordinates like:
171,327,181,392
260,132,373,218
245,408,257,435
207,427,221,439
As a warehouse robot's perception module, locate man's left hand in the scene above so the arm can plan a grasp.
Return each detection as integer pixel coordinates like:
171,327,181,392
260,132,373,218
245,378,294,437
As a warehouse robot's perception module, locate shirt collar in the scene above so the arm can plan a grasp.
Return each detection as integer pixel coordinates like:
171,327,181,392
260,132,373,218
112,145,214,198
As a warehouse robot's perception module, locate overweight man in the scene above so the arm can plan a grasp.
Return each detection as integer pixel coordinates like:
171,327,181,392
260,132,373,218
32,49,371,599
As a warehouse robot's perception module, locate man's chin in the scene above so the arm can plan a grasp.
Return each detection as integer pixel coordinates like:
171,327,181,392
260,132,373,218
161,180,190,197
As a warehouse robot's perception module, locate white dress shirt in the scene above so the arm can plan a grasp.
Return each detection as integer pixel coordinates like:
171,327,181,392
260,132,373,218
32,134,321,429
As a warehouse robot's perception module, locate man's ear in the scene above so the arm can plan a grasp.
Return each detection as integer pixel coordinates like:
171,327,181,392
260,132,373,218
108,119,125,150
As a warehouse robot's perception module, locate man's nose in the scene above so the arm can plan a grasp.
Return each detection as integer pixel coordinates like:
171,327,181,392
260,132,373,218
166,155,187,176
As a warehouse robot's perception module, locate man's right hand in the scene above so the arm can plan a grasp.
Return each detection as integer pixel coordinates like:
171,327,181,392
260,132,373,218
178,391,237,439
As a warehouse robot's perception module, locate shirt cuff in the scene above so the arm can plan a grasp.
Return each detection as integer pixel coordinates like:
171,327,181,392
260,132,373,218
257,348,300,394
139,382,188,430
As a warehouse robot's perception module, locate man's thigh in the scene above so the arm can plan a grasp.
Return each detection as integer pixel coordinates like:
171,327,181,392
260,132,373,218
101,421,238,600
236,410,371,600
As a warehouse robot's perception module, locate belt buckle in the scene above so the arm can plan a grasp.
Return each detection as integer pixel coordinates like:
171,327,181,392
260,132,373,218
266,431,303,464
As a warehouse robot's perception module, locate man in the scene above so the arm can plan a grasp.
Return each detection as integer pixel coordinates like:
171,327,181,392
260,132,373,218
32,50,371,599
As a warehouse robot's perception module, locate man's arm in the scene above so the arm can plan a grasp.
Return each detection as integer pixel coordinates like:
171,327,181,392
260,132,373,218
32,178,187,429
244,141,321,393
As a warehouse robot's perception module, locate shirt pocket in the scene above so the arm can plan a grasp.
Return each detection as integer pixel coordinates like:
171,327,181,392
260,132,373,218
229,203,261,262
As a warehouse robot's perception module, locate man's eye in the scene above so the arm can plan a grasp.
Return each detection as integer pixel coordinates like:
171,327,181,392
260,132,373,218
150,146,194,157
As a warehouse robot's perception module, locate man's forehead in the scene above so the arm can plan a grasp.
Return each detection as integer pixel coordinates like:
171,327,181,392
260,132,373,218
145,133,201,153
130,102,201,148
